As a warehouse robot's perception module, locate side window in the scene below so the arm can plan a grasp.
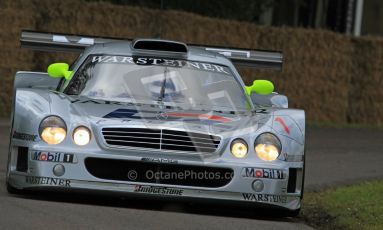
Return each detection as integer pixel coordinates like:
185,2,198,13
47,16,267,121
65,57,96,95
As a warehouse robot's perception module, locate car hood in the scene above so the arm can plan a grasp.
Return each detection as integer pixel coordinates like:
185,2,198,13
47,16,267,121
68,99,266,135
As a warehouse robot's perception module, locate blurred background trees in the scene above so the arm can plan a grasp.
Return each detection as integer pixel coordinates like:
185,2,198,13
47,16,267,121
87,0,383,37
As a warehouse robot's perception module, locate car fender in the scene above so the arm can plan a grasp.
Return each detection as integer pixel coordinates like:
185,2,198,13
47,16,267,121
271,109,305,159
12,88,72,141
13,71,61,92
11,71,61,124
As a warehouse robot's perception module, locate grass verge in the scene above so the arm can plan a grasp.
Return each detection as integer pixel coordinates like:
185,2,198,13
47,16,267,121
301,180,383,230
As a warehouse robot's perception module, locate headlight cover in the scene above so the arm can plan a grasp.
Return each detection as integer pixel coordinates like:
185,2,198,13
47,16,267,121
39,116,67,145
73,126,91,146
230,139,248,158
254,133,282,161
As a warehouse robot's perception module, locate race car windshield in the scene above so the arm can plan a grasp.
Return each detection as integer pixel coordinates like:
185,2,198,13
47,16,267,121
65,55,252,111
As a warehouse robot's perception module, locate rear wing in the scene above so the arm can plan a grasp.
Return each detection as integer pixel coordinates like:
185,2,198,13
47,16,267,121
21,30,283,70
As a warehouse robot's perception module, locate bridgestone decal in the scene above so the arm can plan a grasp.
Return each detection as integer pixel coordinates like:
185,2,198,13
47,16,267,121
13,131,38,141
134,185,183,196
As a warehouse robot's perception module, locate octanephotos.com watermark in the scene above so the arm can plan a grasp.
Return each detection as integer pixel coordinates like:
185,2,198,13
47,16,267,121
127,170,233,181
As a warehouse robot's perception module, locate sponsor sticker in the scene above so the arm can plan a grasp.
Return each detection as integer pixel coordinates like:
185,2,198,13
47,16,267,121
141,157,178,164
31,151,77,163
91,56,231,75
13,131,38,142
242,193,287,203
134,185,183,196
25,176,71,187
275,117,290,134
242,168,285,179
281,153,304,162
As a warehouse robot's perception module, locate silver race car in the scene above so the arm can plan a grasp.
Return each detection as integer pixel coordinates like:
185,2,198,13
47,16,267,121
6,31,305,216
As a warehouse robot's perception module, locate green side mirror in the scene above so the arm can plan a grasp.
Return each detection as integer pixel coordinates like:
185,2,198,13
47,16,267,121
245,80,274,96
47,63,73,80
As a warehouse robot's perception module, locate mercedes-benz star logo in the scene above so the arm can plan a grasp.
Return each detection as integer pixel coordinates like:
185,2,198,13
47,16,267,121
156,112,168,120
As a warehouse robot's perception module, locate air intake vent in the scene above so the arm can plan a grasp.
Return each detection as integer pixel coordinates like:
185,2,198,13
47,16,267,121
16,147,28,172
102,128,221,153
287,168,297,193
85,158,233,188
132,39,188,53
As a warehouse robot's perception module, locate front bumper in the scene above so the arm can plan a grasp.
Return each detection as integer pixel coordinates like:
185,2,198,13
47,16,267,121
8,148,303,211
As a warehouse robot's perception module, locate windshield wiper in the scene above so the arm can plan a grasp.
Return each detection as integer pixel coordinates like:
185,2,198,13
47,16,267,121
157,67,168,105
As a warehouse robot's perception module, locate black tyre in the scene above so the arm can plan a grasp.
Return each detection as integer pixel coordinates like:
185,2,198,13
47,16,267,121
6,181,23,195
280,208,301,217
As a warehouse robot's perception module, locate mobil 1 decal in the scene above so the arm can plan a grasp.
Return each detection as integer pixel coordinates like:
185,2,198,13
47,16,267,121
242,168,285,179
31,151,77,163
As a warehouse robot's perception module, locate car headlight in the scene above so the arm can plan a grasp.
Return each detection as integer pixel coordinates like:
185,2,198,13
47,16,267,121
73,126,91,146
254,133,282,161
230,139,248,158
39,116,67,145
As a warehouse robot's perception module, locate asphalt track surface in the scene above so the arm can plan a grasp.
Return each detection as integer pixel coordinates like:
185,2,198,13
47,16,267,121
1,120,383,230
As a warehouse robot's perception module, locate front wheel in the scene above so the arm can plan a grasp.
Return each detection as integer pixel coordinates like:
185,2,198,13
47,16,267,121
6,181,23,194
278,208,301,217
